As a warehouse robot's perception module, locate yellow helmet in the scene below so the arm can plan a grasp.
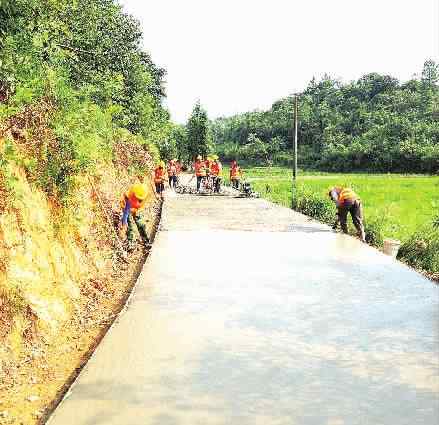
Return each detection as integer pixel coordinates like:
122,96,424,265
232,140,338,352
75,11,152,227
132,184,148,200
159,160,165,167
212,154,219,160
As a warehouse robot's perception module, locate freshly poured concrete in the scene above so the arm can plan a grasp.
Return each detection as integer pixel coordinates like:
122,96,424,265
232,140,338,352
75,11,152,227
49,193,439,425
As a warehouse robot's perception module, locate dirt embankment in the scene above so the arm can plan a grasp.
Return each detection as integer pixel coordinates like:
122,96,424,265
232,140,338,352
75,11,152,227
0,105,161,424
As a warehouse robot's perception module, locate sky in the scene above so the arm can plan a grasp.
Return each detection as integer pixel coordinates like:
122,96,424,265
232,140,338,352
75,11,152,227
120,0,439,123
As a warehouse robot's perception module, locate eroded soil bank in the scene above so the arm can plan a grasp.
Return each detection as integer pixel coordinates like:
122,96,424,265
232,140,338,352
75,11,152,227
0,196,161,425
0,157,161,425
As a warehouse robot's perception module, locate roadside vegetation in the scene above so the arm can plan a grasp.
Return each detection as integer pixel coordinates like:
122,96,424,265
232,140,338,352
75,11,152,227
210,62,438,279
0,1,170,422
230,166,439,277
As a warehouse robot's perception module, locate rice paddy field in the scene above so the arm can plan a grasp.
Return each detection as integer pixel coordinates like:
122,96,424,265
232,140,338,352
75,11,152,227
225,166,439,242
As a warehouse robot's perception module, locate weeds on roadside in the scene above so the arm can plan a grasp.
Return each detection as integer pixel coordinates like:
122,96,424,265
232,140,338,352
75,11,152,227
292,184,336,226
398,218,439,274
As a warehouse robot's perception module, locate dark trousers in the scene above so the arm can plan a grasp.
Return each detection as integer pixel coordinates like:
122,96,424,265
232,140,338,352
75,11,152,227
338,200,364,237
213,177,222,192
169,175,177,188
231,178,239,189
127,213,149,243
197,176,203,191
155,182,164,194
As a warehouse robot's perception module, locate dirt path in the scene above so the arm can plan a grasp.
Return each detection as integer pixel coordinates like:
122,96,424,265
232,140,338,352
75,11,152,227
48,184,438,424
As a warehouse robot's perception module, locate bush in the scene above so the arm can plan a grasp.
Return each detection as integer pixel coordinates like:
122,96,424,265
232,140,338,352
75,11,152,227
364,216,385,247
291,184,335,224
398,221,439,274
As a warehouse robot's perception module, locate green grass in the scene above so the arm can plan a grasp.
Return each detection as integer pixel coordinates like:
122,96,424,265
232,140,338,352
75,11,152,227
224,166,439,242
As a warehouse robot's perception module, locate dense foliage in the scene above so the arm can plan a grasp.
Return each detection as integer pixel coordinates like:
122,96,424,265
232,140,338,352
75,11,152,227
0,0,172,200
186,101,211,161
211,61,439,173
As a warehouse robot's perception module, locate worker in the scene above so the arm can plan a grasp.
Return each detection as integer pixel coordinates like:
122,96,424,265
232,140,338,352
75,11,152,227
211,155,223,193
230,159,242,190
119,183,151,251
328,186,366,242
167,159,177,190
175,159,182,186
194,155,206,192
205,156,213,176
154,161,166,200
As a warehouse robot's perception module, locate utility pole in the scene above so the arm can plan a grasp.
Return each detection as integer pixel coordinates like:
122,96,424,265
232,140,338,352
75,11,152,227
291,94,299,210
293,94,298,181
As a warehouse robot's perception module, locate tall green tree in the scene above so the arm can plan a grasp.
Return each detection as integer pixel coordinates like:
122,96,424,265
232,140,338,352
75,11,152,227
422,59,439,87
186,101,210,159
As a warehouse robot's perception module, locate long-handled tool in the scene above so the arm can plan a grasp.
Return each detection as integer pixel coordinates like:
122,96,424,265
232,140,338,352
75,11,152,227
88,177,128,261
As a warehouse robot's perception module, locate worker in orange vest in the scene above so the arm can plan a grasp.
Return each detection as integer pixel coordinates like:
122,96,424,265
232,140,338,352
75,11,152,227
167,159,177,190
119,183,151,250
230,159,242,190
205,156,212,176
194,155,206,192
175,159,182,186
211,155,223,193
328,186,366,242
154,161,166,200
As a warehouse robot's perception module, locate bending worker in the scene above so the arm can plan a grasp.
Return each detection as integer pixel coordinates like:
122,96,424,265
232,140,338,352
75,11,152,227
194,155,206,192
119,183,150,251
328,186,366,242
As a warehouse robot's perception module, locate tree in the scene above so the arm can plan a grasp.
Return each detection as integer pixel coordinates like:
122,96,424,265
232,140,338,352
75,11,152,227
421,59,439,88
186,101,210,160
172,124,189,163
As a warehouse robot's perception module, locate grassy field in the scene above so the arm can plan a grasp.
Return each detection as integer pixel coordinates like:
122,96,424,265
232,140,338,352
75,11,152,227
224,166,439,242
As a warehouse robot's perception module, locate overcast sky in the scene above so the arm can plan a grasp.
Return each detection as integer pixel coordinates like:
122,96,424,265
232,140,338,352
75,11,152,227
120,0,438,123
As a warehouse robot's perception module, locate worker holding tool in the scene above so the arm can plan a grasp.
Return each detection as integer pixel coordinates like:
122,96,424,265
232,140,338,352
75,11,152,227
119,183,151,251
328,186,366,242
211,155,223,193
194,155,206,192
154,161,166,199
230,159,242,190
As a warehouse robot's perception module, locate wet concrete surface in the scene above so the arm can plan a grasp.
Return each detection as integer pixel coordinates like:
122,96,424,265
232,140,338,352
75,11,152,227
49,189,439,425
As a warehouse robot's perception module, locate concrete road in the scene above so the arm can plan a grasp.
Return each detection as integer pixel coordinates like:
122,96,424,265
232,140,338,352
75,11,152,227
49,191,439,425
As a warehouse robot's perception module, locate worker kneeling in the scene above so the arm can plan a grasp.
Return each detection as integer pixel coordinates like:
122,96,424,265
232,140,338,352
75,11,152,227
328,186,366,243
119,183,151,251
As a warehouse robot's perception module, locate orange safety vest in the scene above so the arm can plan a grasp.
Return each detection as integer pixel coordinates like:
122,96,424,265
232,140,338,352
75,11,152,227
211,162,222,176
128,192,141,210
194,161,206,177
154,167,165,183
338,188,358,204
230,166,240,179
120,187,146,214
